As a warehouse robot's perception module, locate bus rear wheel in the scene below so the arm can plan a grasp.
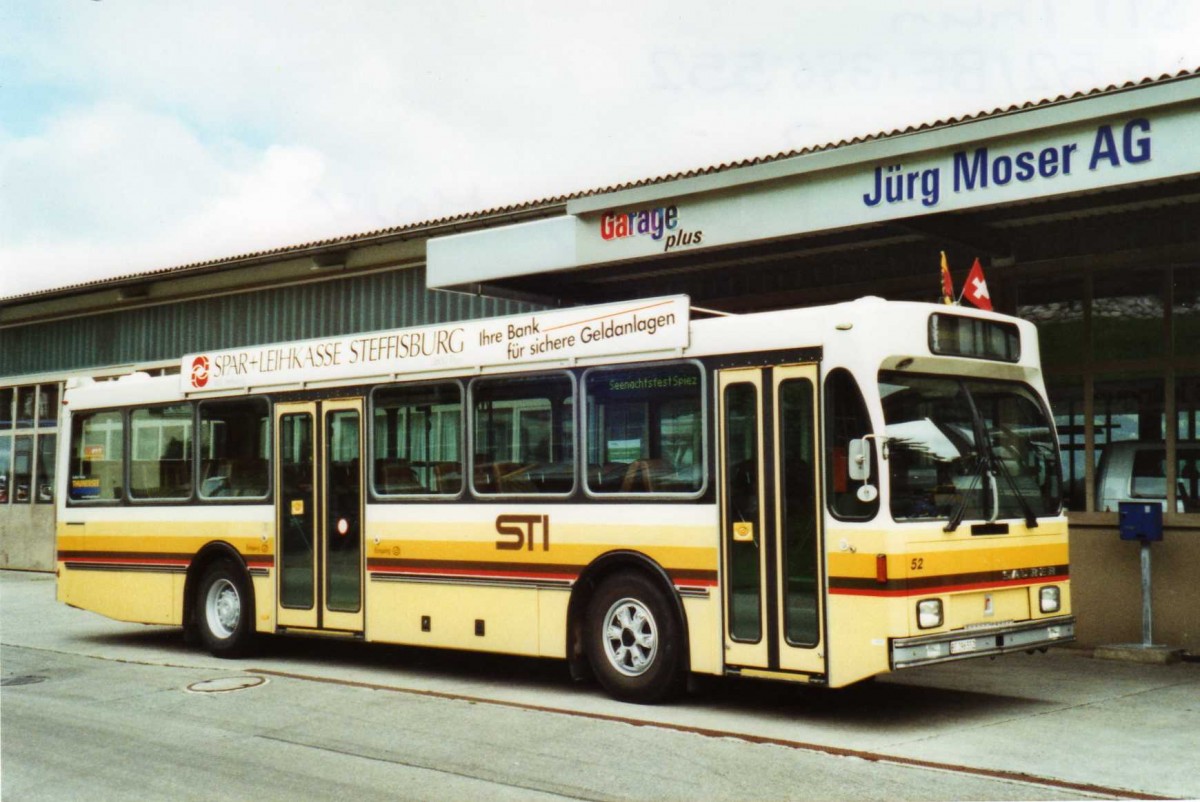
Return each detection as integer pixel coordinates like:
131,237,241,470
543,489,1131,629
196,560,255,658
586,573,684,704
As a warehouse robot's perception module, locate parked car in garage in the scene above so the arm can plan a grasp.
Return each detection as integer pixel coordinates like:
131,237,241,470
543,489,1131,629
1095,441,1200,513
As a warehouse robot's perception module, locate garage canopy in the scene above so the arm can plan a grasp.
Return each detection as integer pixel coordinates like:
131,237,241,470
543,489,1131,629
428,72,1200,314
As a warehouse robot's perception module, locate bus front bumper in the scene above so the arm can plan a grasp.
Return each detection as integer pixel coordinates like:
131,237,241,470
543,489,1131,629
891,615,1076,670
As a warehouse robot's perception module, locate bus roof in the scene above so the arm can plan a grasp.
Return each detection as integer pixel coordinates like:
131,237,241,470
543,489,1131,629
63,295,1040,410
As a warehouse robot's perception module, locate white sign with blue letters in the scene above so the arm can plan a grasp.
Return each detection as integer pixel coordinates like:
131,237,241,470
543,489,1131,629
564,107,1198,269
861,118,1152,211
427,96,1200,288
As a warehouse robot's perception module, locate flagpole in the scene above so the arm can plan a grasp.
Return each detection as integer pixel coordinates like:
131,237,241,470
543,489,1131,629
956,256,971,304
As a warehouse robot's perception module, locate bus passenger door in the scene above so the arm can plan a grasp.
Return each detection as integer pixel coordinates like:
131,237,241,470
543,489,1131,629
718,365,825,677
274,399,365,634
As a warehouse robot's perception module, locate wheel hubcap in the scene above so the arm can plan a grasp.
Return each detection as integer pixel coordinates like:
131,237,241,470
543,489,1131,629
206,578,241,639
602,597,658,676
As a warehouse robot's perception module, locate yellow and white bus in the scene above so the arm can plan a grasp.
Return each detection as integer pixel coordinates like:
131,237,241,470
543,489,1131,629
56,295,1073,702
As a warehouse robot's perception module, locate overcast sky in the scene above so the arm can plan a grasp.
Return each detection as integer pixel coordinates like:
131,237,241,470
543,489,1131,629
2,1,1198,298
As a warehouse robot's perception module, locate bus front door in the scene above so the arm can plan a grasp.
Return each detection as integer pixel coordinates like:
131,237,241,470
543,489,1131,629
718,365,826,677
274,399,365,634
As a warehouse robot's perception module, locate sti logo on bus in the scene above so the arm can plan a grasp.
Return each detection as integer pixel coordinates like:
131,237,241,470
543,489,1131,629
495,514,550,551
599,204,703,253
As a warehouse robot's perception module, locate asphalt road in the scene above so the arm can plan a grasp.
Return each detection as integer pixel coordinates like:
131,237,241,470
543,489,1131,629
3,570,1197,800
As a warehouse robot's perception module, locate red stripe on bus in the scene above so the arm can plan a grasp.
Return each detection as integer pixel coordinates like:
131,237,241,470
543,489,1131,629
368,563,579,582
829,574,1069,597
63,556,191,566
59,551,274,569
368,561,718,586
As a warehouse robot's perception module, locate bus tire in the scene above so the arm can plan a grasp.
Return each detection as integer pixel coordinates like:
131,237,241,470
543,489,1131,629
196,560,255,658
586,572,684,704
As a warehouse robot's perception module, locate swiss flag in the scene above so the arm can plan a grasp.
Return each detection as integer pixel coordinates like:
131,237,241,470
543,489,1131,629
962,258,993,311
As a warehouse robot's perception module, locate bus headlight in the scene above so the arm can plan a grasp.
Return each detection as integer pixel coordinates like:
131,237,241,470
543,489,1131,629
1039,586,1061,613
917,599,943,629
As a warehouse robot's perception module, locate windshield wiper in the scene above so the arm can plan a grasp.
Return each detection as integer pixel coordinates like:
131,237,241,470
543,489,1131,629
961,382,1039,530
945,381,1008,532
943,456,987,533
990,449,1039,528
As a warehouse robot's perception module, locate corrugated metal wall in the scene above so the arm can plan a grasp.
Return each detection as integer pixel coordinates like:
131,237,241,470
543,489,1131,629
0,267,541,378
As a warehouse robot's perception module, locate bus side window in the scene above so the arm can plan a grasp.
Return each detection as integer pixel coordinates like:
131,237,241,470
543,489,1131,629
584,363,704,495
130,404,193,500
199,398,270,499
471,373,574,496
371,382,463,497
68,410,125,502
824,368,879,519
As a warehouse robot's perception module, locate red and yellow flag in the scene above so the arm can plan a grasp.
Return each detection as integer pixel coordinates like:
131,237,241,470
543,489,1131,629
940,252,955,305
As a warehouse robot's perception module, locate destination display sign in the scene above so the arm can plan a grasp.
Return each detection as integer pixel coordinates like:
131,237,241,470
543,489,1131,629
181,295,690,392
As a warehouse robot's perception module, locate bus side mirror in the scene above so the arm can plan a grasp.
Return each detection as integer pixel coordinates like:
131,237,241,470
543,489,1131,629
849,438,871,481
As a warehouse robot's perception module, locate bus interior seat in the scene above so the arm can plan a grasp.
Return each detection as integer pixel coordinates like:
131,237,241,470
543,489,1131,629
621,459,668,492
473,460,495,493
591,462,628,491
496,462,537,493
432,461,462,493
229,459,268,496
160,459,190,495
201,459,233,496
377,459,421,493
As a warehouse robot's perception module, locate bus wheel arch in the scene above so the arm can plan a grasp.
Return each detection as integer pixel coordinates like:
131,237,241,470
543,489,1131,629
184,543,256,657
567,551,689,703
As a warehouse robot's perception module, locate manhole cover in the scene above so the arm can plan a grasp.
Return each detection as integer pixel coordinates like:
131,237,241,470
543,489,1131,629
186,676,268,694
2,675,48,687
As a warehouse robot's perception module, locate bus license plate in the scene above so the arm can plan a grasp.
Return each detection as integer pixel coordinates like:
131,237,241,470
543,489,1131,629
950,638,977,654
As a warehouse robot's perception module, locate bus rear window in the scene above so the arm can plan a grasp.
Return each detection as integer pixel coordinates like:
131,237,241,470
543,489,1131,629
929,314,1020,362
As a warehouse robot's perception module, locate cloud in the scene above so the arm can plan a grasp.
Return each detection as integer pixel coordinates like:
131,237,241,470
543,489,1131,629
0,102,363,295
2,103,226,240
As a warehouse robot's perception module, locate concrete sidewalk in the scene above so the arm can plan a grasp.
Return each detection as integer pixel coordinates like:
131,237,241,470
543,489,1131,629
3,569,1198,799
871,646,1200,798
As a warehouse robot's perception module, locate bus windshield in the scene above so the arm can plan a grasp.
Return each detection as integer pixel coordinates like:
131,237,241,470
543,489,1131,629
879,372,1061,523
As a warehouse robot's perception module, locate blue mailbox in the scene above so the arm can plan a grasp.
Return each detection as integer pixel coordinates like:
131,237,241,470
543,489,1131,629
1118,501,1164,542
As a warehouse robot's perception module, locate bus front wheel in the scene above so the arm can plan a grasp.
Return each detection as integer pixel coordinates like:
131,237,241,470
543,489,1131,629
196,560,255,658
586,573,684,704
